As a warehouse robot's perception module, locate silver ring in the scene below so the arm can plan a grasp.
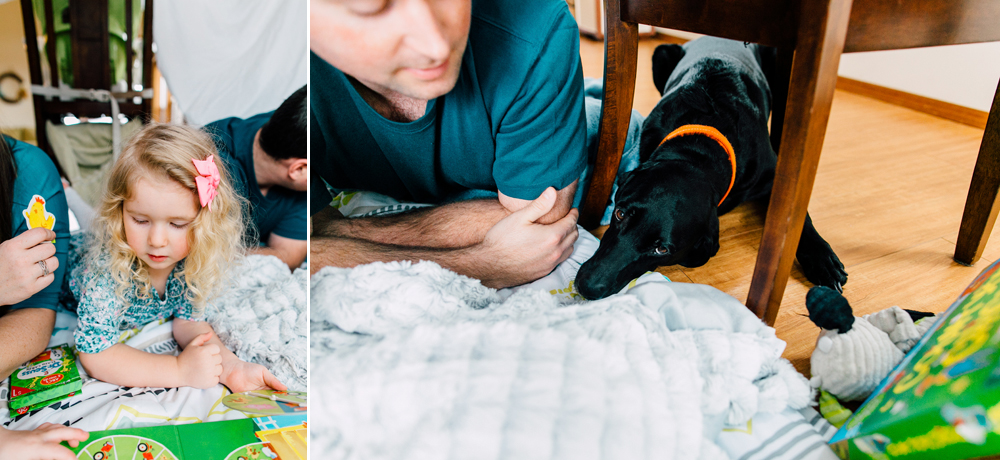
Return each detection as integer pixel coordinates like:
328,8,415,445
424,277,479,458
38,259,50,277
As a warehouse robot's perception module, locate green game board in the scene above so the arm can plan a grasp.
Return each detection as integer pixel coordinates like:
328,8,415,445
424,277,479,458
829,258,1000,459
68,419,263,460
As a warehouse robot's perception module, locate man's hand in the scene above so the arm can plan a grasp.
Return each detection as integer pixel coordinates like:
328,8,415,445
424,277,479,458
476,187,578,288
177,333,223,389
220,359,287,393
0,424,89,460
0,228,59,306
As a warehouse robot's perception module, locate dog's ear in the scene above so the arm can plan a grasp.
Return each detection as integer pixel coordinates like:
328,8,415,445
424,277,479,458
652,44,685,95
679,211,720,268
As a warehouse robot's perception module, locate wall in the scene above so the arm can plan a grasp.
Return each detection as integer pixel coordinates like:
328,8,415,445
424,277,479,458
0,0,36,132
838,44,1000,112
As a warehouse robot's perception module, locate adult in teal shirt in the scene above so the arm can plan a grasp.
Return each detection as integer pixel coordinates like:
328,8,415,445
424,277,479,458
205,86,309,269
0,135,85,460
310,0,585,288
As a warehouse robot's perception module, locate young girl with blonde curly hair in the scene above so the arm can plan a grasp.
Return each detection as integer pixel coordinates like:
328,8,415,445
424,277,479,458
70,124,285,392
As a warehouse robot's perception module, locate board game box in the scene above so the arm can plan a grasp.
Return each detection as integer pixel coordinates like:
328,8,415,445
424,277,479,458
9,344,82,411
829,258,1000,459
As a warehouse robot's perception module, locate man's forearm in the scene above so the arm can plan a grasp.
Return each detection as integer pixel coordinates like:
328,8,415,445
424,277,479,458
0,308,55,381
249,245,305,269
309,235,512,286
312,199,509,248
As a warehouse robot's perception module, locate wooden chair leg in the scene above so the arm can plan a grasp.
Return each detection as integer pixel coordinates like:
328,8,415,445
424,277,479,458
955,79,1000,265
768,48,794,155
578,0,639,230
747,0,854,326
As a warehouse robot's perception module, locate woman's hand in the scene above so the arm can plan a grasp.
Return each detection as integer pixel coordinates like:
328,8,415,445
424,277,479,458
220,359,287,393
0,228,59,306
0,423,89,460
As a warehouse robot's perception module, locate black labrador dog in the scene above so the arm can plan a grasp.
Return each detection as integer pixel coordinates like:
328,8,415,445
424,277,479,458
576,37,847,300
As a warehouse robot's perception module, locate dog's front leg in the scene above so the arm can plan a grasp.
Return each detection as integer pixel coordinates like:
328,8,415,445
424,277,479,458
795,213,848,292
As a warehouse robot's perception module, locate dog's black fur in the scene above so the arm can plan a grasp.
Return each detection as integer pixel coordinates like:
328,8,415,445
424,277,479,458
576,37,847,300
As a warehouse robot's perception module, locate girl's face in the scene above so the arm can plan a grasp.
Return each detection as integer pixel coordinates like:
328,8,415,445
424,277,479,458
123,174,199,275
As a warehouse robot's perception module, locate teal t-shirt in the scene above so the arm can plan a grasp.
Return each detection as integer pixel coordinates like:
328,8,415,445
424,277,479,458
310,0,587,213
6,136,70,312
204,114,308,242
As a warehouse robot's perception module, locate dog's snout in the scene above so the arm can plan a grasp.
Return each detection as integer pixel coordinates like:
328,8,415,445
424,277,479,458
576,262,617,300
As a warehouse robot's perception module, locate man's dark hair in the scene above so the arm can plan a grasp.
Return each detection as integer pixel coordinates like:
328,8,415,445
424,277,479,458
259,85,307,160
1,135,16,243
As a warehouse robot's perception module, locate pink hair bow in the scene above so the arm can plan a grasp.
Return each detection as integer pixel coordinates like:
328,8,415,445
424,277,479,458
192,155,221,210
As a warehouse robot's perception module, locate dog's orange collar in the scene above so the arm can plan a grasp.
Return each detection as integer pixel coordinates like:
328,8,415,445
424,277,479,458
658,124,736,206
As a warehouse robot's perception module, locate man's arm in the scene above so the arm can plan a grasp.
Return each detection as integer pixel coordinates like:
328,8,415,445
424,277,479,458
311,187,579,288
250,234,307,269
313,180,577,247
0,308,55,381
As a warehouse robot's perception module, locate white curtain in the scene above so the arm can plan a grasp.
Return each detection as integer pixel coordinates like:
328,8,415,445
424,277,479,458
153,0,307,126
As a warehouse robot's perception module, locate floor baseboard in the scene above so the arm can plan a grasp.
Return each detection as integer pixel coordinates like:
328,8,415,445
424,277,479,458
836,77,989,129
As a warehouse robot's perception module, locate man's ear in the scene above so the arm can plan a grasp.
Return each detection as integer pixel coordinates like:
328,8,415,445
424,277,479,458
286,158,308,181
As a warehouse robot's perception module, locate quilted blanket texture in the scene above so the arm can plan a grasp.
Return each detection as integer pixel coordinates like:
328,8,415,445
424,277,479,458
311,261,810,460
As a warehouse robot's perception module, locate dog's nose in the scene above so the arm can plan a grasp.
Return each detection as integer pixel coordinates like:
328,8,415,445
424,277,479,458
576,265,613,300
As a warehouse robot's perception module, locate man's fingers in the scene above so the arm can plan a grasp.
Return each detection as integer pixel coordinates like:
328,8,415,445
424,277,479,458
263,369,288,391
514,187,556,224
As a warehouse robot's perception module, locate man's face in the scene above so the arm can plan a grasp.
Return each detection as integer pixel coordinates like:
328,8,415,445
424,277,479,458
311,0,471,101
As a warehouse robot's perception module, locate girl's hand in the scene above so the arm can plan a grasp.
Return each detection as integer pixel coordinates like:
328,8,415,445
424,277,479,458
177,332,222,389
219,359,287,393
0,423,89,460
0,228,59,306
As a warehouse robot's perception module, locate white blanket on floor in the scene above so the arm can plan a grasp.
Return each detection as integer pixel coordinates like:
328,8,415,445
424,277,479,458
310,257,811,460
0,255,307,431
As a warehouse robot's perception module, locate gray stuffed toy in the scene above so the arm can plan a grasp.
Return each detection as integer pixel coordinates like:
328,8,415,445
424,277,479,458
806,287,936,401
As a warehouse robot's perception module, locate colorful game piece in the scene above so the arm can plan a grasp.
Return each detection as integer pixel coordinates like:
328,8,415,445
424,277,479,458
255,423,307,460
22,194,56,242
222,391,307,416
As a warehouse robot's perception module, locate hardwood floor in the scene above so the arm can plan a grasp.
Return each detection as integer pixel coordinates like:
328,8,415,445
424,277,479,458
579,35,997,375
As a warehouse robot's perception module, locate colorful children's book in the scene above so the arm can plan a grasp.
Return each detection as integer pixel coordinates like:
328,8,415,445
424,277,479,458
829,258,1000,459
9,344,82,411
66,418,266,460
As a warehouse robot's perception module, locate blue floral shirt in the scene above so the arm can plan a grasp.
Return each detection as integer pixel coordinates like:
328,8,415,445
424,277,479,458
70,253,205,354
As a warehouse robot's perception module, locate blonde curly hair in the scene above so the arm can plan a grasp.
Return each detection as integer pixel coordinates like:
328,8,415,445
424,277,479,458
89,123,246,316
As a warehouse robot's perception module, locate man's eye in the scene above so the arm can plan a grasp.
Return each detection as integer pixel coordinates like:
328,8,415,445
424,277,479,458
350,0,391,16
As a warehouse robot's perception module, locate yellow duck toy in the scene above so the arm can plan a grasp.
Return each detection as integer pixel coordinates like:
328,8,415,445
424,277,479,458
22,194,56,242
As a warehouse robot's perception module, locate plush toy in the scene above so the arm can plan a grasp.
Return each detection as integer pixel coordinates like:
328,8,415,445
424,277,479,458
805,286,937,402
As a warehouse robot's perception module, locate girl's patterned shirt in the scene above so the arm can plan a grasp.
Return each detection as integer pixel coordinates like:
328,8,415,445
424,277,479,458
70,255,205,354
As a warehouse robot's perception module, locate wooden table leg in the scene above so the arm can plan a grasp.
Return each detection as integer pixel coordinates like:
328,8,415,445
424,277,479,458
955,80,1000,266
579,0,639,230
747,0,854,326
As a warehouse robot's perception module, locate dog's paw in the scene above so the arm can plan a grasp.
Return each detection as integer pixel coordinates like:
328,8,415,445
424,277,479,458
797,245,848,292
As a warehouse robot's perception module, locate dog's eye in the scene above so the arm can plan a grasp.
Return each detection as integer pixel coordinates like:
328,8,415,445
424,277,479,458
654,245,669,255
614,208,625,221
